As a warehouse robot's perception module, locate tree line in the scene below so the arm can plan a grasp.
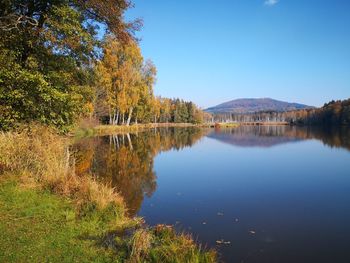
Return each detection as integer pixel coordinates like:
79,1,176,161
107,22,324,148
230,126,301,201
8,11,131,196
98,96,207,125
211,98,350,126
292,99,350,126
94,35,206,125
0,0,206,132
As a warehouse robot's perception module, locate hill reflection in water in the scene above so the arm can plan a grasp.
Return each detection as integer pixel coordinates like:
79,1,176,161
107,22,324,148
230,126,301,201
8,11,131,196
73,126,350,217
207,125,350,150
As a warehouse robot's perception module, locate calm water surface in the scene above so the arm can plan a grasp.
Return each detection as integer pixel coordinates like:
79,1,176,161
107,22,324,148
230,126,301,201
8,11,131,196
74,126,350,263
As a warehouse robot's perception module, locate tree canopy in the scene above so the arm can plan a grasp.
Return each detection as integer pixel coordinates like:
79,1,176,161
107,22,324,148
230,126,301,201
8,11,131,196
0,0,138,131
0,0,206,131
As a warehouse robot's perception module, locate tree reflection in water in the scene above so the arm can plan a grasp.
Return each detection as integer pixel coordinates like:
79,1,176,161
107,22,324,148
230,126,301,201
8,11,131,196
72,127,208,216
73,126,350,216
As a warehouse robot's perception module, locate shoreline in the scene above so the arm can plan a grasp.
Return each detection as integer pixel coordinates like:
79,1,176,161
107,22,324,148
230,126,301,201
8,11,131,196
74,122,241,137
73,121,297,138
73,120,346,139
0,126,217,262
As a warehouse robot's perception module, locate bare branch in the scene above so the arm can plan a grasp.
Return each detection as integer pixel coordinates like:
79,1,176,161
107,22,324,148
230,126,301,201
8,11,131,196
0,14,38,31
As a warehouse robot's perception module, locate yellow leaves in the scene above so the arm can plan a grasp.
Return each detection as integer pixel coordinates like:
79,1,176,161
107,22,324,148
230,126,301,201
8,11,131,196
96,34,157,119
152,97,161,119
85,102,94,115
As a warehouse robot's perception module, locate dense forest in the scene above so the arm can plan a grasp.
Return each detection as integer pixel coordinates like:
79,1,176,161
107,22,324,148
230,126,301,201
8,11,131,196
211,98,350,126
0,0,206,132
295,99,350,126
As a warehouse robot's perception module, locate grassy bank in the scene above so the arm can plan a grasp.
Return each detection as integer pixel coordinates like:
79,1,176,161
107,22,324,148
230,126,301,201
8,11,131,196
0,176,117,262
0,126,216,262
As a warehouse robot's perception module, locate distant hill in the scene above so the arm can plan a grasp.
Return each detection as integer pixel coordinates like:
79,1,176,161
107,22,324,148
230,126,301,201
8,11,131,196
205,98,313,114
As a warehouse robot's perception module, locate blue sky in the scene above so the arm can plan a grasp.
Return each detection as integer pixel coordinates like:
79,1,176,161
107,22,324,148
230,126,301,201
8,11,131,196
126,0,350,108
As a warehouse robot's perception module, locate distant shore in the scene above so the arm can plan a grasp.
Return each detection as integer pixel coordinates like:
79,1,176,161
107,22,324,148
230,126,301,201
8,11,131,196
236,121,289,126
73,121,297,137
74,122,242,137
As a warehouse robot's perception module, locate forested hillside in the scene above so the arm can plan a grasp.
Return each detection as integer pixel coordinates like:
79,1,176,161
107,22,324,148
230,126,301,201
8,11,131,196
211,99,350,126
206,98,312,114
294,99,350,126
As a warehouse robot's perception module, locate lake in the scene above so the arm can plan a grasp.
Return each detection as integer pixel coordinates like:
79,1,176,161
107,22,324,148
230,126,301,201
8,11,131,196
73,126,350,263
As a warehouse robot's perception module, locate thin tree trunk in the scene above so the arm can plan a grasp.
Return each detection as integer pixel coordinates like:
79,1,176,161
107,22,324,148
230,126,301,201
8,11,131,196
115,111,119,125
109,113,113,125
109,107,114,125
126,107,133,126
112,112,116,125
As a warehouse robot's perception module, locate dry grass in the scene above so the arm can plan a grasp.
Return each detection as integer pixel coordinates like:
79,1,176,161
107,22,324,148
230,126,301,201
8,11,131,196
0,125,124,213
129,229,153,262
0,126,67,176
0,125,217,262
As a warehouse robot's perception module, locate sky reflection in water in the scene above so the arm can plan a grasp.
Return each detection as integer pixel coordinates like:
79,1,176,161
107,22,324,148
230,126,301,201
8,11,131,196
74,126,350,263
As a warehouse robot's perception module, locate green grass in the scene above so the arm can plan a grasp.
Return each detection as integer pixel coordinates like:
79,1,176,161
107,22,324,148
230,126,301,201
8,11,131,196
0,127,217,262
0,177,216,263
214,123,240,128
0,177,117,263
74,127,97,138
146,225,216,263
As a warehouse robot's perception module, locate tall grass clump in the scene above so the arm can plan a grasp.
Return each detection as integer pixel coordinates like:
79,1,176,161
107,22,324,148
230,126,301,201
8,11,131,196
0,125,128,227
126,225,216,263
129,229,153,262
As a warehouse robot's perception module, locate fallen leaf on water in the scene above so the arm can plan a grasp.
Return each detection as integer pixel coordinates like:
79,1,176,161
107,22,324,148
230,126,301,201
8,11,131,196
216,239,231,245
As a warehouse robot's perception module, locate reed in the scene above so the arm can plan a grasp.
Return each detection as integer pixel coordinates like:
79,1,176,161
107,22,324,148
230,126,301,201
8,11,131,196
0,126,125,216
